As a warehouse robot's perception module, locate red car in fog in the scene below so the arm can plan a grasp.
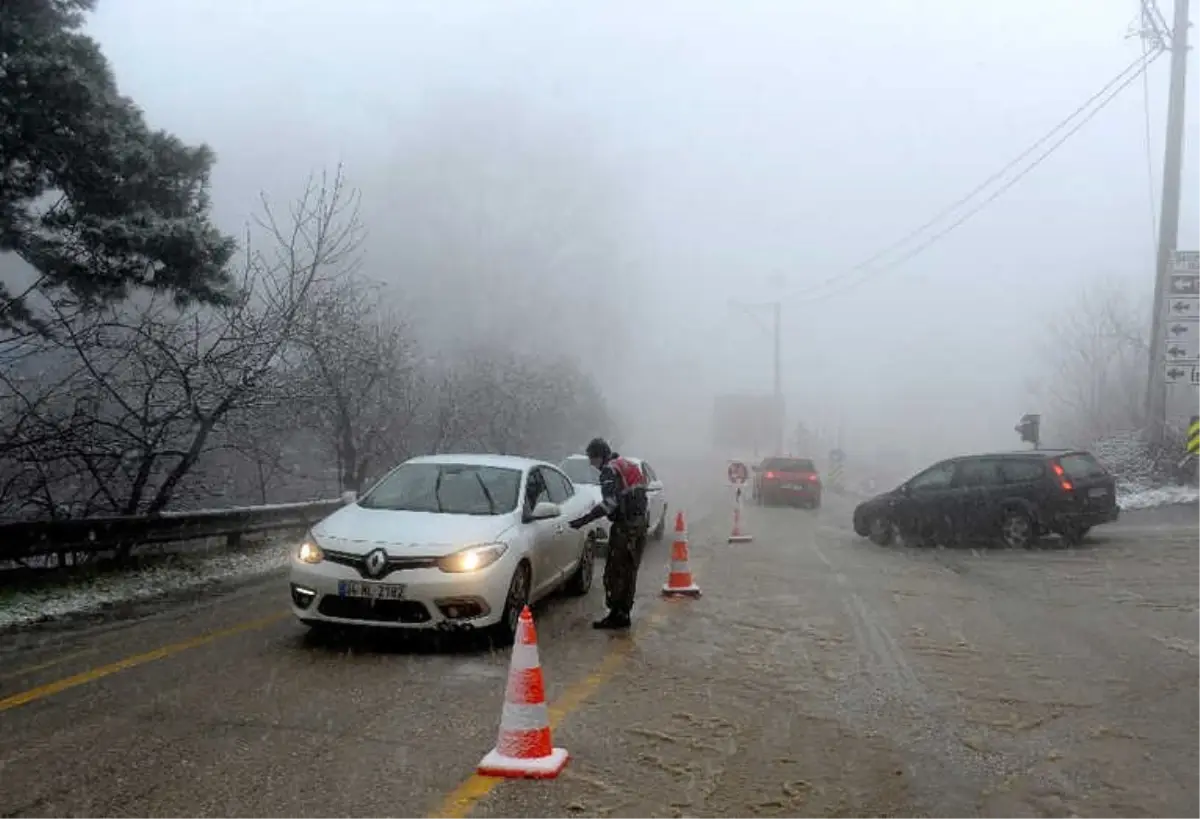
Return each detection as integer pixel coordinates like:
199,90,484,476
752,456,822,508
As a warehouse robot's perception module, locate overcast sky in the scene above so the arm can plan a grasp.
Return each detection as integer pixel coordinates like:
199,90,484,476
86,0,1199,463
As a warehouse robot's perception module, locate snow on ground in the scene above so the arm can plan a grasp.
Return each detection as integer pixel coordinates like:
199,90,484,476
1118,482,1200,511
0,540,295,631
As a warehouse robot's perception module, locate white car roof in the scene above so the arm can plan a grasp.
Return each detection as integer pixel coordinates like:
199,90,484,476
562,453,646,466
405,453,549,470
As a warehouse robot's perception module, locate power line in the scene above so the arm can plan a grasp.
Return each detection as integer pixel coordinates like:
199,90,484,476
779,47,1166,304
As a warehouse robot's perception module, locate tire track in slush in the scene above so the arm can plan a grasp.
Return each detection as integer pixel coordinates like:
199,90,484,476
808,538,995,815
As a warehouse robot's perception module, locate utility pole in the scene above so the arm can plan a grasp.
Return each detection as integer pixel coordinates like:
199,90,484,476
730,298,785,454
772,300,783,454
1145,0,1191,445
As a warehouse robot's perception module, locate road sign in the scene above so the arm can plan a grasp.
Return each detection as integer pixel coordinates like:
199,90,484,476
1170,250,1199,273
1170,273,1200,296
829,448,845,463
1014,413,1041,447
1164,363,1199,386
727,461,749,484
1188,416,1199,456
1167,297,1199,320
1167,321,1200,344
1164,338,1200,364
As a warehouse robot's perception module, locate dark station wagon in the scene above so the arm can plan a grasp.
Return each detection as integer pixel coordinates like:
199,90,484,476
852,449,1120,548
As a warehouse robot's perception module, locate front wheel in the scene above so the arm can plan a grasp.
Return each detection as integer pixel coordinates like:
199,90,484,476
867,516,895,546
651,508,667,541
564,535,595,596
490,562,532,646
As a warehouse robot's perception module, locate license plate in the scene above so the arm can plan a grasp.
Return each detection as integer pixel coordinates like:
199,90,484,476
338,580,406,600
1087,487,1108,498
783,484,806,490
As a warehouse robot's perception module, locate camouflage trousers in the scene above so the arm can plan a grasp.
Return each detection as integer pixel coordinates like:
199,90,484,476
605,517,647,616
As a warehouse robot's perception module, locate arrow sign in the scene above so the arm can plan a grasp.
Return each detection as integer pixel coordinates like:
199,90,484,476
1168,297,1199,319
1162,335,1199,363
1170,275,1200,295
1164,362,1198,385
1170,323,1190,336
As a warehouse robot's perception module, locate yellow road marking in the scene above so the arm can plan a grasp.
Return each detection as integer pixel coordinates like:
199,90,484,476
0,612,288,713
0,646,104,683
430,604,676,819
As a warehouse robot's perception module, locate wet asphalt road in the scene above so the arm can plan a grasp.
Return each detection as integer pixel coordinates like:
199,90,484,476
0,479,1196,817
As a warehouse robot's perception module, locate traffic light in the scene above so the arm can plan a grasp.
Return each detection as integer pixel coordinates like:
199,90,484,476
1014,413,1041,448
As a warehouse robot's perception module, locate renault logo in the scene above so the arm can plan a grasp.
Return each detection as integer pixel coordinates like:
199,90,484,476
363,548,388,578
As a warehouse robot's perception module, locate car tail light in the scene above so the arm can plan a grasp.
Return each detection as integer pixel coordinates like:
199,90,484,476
1051,461,1073,491
806,473,819,482
765,471,777,480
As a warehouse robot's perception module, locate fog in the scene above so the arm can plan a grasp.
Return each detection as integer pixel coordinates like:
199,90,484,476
86,0,1199,472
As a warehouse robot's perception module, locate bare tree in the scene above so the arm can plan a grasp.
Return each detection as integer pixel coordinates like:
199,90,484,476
425,345,613,461
288,274,421,494
1030,277,1149,446
0,167,362,517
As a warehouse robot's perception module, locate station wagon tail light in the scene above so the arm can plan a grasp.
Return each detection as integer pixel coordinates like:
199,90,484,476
297,533,324,564
765,471,777,480
437,543,507,573
1051,461,1074,491
806,473,819,482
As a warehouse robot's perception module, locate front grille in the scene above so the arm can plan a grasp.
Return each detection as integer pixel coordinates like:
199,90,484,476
317,596,432,623
323,548,439,579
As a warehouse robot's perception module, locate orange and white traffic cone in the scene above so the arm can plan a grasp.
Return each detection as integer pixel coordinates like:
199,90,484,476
662,511,702,598
728,486,753,543
477,606,569,779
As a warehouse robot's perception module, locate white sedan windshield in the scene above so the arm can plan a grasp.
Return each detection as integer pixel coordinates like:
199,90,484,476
360,463,521,515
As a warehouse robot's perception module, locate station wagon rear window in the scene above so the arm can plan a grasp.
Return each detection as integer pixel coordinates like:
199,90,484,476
1058,453,1108,480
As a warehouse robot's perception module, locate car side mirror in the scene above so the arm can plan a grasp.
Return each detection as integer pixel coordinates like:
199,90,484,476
529,501,562,521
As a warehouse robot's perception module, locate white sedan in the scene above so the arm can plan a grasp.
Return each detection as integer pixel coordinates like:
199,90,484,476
558,454,670,543
290,454,596,644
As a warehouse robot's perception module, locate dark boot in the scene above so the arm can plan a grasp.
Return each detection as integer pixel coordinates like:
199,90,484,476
592,611,632,630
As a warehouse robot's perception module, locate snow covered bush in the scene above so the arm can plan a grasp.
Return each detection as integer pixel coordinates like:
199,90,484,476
1090,428,1198,508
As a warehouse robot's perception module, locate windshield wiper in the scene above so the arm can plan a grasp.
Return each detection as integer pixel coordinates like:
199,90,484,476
432,470,445,513
473,472,497,514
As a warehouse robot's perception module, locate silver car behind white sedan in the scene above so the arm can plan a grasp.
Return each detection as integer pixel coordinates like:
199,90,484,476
558,453,670,544
290,454,597,644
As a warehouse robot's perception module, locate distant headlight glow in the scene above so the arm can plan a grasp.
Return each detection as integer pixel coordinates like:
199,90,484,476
437,543,507,573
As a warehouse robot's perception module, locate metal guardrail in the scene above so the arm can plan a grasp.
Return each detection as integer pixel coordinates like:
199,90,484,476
0,498,348,562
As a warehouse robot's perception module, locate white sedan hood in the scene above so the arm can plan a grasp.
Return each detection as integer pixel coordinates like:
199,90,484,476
313,504,517,557
578,484,603,504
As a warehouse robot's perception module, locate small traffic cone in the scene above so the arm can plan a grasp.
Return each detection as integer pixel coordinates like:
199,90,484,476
662,511,702,598
728,487,753,543
477,606,569,779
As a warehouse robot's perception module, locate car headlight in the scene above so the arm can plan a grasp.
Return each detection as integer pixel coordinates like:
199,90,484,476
297,532,324,564
437,543,508,573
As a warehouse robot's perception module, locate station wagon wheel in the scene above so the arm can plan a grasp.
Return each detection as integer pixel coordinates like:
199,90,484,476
1000,508,1037,549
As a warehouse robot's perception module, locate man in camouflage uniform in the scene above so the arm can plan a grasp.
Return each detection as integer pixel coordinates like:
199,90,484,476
568,437,649,630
